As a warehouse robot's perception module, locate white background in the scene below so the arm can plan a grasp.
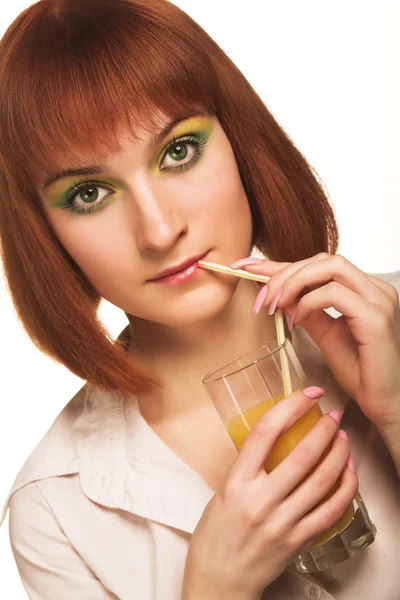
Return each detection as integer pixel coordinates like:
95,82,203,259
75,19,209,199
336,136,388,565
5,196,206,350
1,1,399,597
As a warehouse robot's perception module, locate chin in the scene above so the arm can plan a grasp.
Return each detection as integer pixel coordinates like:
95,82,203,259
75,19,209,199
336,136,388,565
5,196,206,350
154,281,237,328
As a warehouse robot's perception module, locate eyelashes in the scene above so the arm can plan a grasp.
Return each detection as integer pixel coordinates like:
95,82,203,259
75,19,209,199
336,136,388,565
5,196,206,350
60,133,209,215
61,182,115,215
160,133,207,172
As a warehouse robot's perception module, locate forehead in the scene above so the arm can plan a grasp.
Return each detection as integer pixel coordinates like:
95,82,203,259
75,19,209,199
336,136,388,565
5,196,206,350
36,110,212,190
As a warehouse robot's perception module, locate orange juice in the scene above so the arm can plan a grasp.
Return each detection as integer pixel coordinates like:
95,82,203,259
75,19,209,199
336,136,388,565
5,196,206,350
227,396,354,548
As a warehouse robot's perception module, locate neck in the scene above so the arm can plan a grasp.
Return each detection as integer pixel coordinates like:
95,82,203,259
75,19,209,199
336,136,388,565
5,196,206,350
125,279,280,421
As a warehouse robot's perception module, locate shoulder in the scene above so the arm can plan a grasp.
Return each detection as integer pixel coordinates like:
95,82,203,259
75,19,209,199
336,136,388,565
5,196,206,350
8,478,71,549
9,474,90,544
0,383,90,526
8,476,120,599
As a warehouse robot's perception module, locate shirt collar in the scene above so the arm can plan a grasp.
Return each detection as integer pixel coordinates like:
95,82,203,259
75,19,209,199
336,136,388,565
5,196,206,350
1,381,214,534
79,384,215,533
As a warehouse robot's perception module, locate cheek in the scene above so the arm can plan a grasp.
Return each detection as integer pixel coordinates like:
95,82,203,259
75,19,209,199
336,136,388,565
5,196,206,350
46,212,136,294
188,136,251,216
194,150,252,240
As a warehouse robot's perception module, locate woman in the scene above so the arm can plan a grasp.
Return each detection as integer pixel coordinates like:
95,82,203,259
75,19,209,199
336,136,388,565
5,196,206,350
0,0,399,598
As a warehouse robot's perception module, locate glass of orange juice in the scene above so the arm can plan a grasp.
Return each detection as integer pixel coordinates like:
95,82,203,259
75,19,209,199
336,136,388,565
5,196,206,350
202,338,376,573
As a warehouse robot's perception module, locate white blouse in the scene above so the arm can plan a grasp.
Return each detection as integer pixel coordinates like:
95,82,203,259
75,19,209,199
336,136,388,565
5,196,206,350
1,271,400,600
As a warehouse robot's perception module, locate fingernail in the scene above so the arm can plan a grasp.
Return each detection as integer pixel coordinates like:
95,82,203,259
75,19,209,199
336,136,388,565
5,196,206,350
303,386,325,399
289,311,297,331
329,410,342,424
230,257,264,269
252,284,268,315
347,456,356,472
336,429,348,440
268,288,282,315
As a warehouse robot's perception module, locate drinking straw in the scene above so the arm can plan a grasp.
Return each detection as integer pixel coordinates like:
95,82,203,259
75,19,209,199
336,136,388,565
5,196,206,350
198,260,293,396
197,260,270,284
274,309,293,396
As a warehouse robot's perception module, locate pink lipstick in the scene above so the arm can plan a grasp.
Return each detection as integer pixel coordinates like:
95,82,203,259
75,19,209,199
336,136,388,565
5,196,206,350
148,251,210,286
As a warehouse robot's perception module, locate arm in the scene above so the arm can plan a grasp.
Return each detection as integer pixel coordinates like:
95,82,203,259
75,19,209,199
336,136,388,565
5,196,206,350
374,272,400,480
8,481,117,600
376,417,400,480
181,575,260,600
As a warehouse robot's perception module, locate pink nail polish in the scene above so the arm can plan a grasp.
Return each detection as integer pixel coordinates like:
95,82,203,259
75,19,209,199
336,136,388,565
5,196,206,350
329,410,342,424
347,456,356,472
303,386,325,399
268,288,282,315
252,284,268,315
336,429,348,440
230,257,264,269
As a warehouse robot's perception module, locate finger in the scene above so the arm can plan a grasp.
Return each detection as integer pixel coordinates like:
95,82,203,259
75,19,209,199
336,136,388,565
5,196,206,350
228,387,324,482
241,252,330,278
289,466,359,550
293,282,393,345
263,412,342,503
293,311,359,388
230,257,266,269
275,255,394,317
243,253,331,308
236,258,292,273
280,432,350,522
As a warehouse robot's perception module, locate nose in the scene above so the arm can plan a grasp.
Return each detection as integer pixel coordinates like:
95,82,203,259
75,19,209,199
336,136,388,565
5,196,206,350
131,179,188,253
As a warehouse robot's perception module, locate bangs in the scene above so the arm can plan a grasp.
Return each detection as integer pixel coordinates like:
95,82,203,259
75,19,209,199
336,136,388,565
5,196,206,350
0,0,340,398
1,0,218,187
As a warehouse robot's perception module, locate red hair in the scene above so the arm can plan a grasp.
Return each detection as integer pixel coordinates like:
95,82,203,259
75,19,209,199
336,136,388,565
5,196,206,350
0,0,338,399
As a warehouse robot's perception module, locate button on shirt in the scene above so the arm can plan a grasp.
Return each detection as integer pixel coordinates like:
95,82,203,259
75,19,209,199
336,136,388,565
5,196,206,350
1,272,400,600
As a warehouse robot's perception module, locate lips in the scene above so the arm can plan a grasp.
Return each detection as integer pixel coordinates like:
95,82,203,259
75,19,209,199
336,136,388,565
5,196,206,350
148,251,209,281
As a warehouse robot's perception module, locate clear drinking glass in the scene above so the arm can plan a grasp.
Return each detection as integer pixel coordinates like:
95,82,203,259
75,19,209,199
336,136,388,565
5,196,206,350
202,338,376,573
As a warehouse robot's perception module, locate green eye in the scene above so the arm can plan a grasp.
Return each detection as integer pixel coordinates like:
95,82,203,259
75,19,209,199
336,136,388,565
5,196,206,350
159,133,208,172
61,182,115,215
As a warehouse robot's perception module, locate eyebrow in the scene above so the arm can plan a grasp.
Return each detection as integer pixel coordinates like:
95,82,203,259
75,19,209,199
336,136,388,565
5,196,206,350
41,112,205,190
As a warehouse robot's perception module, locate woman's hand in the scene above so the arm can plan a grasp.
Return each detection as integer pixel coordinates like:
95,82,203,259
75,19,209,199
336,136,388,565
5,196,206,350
181,387,357,600
231,253,400,431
